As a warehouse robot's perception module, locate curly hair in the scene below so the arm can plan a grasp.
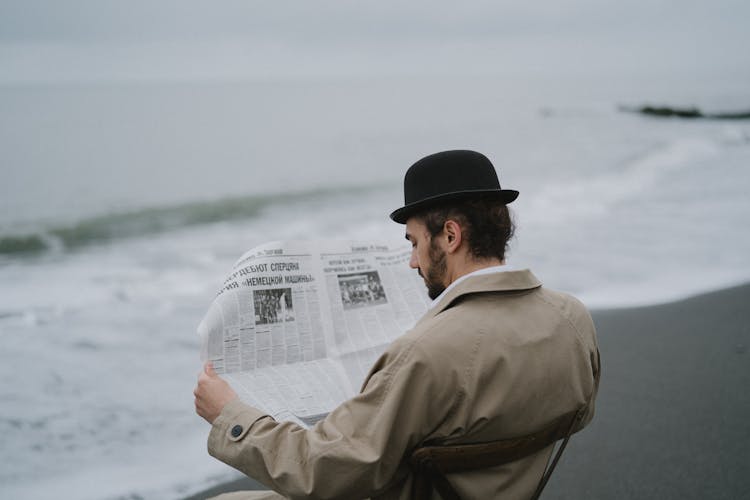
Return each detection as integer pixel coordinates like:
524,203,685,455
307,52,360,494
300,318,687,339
416,197,515,262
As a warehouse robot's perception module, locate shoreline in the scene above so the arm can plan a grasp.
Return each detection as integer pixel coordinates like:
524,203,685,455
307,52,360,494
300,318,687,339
184,282,750,499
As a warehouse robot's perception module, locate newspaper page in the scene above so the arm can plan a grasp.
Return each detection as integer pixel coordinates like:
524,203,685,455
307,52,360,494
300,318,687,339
198,240,430,428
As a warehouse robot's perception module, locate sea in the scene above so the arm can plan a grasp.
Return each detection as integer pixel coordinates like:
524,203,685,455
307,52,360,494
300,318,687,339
1,74,749,499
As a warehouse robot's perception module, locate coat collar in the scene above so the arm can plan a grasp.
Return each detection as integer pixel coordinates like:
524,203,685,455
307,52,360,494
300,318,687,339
420,269,542,322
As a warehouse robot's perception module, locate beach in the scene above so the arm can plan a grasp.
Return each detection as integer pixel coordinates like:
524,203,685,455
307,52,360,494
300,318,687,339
3,1,750,497
1,76,748,499
184,282,750,499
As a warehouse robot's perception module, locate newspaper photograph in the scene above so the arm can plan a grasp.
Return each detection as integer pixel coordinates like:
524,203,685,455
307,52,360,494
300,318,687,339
197,240,431,427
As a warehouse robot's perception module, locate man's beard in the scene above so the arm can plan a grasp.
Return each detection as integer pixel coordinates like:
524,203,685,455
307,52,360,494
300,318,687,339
420,240,447,300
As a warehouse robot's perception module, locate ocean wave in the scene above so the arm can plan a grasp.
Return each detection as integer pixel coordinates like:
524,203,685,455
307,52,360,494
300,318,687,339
522,136,722,226
0,185,376,259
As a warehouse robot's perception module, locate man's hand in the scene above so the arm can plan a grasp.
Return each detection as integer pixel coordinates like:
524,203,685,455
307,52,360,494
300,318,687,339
194,362,238,424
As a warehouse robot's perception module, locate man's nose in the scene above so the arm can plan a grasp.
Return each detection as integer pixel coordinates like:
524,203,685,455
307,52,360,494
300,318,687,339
409,249,418,269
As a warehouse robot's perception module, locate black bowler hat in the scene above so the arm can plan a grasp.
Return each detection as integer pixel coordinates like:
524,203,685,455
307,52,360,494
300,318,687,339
389,150,519,223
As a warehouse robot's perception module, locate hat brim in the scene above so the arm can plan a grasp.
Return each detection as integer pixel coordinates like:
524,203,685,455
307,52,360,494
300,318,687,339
389,189,519,224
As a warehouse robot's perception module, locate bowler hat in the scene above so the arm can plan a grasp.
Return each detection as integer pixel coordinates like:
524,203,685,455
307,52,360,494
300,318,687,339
389,150,519,223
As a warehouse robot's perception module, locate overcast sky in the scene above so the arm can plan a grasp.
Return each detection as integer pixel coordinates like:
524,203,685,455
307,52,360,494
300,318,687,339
1,0,748,82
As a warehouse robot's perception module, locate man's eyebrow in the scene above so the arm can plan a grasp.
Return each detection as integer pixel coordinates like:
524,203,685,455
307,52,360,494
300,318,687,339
404,231,413,241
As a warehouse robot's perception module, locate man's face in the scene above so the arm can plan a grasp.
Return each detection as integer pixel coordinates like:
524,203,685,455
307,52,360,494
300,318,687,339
405,218,447,300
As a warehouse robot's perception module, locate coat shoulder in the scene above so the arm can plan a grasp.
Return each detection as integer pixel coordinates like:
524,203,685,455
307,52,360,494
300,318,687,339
533,287,597,344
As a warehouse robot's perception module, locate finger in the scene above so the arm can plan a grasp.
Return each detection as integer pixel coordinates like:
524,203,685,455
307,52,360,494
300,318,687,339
204,362,216,376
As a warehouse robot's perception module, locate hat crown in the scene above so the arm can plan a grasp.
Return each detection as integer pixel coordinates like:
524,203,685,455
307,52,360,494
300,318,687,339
404,150,500,205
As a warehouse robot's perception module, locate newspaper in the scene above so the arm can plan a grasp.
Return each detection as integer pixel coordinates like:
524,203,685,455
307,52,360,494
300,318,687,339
198,240,430,428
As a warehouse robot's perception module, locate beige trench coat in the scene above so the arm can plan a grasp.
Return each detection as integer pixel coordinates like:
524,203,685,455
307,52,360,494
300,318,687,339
207,270,600,499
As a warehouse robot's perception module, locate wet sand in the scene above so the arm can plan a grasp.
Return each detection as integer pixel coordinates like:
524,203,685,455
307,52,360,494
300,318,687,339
185,283,750,499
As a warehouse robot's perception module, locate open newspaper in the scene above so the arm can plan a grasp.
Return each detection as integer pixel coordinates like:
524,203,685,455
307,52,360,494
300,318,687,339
198,240,430,428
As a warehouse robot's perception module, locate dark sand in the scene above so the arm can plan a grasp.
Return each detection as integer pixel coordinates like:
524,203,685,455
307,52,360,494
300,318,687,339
186,283,750,499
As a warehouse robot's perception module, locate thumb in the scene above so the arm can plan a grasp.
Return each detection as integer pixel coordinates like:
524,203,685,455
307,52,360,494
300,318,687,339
204,362,217,377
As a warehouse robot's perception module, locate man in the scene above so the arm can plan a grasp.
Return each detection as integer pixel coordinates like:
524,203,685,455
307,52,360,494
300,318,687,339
194,150,600,499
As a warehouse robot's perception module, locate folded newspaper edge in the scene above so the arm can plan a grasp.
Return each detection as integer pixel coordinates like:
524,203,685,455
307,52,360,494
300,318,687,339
198,239,430,428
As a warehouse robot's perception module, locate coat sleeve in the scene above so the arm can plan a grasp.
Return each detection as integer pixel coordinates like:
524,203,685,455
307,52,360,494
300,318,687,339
571,306,601,433
207,337,460,500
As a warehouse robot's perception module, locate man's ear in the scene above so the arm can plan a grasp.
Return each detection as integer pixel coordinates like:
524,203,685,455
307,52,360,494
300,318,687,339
443,220,462,254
